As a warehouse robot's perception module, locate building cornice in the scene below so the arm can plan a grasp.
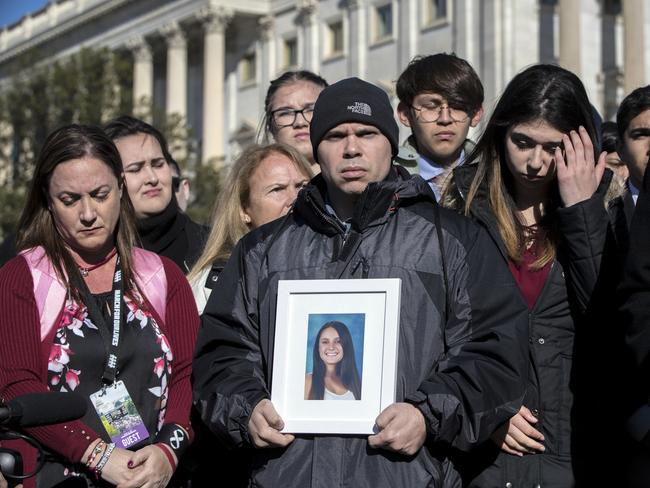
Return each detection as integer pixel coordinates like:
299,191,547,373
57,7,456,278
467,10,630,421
0,0,270,65
0,0,130,64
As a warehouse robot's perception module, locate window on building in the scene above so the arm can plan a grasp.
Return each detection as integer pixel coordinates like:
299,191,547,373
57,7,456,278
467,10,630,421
283,37,298,68
374,4,393,41
240,52,256,83
424,0,448,25
327,20,344,56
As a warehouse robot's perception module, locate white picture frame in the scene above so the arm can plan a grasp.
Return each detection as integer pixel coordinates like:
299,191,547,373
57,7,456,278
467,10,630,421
271,278,401,434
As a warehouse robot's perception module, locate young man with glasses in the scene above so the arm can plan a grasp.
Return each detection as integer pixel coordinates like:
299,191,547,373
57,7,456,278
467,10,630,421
395,53,484,199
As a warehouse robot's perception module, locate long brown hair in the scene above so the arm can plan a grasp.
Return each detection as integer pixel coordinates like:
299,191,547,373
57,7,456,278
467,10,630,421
309,321,362,401
187,143,313,283
16,124,140,301
458,64,598,268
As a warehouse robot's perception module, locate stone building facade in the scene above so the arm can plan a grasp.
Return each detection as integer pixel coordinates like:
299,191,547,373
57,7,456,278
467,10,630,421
0,0,648,166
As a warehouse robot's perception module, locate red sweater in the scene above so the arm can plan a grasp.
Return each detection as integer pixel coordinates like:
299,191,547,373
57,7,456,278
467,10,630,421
0,253,199,480
508,245,552,310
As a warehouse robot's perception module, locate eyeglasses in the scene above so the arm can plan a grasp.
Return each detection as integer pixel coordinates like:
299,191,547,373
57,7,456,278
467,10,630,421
271,106,315,128
409,103,470,123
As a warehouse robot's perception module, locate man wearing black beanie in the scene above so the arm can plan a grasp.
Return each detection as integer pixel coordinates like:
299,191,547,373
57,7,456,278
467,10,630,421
309,77,400,161
195,76,528,487
305,77,400,220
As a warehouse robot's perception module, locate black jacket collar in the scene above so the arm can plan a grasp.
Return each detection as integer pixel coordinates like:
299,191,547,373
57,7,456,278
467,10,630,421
294,164,434,235
452,163,508,258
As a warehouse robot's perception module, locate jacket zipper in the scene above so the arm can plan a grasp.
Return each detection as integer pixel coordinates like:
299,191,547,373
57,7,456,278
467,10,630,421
305,193,347,236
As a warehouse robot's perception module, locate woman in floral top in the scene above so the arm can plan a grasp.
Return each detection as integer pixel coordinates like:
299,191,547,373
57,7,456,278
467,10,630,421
0,125,199,488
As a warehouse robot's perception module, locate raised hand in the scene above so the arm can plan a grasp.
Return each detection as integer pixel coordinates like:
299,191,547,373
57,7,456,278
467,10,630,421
555,125,606,207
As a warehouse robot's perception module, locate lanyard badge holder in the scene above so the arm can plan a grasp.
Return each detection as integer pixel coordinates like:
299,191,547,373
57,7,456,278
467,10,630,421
80,257,150,449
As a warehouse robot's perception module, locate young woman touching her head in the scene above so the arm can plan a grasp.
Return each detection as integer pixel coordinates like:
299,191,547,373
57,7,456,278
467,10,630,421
443,64,618,486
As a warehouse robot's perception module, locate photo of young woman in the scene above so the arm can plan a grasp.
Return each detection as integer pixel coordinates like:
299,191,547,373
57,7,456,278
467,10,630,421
304,321,362,401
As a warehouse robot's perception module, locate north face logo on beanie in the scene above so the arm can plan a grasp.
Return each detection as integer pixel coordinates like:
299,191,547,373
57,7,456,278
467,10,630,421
347,102,372,116
310,77,400,162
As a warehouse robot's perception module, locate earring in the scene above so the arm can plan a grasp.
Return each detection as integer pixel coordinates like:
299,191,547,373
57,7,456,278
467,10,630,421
243,215,251,224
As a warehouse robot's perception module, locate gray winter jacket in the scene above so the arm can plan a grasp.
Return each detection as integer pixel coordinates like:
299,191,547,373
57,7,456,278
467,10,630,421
193,169,529,487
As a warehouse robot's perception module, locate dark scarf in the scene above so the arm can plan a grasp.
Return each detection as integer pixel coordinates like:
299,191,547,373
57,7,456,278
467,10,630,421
136,197,186,255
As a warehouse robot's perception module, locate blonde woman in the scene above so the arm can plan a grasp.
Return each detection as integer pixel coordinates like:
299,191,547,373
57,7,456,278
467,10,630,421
188,143,313,313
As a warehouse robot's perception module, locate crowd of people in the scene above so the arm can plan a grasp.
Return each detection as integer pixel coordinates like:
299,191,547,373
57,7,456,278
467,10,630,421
0,52,648,488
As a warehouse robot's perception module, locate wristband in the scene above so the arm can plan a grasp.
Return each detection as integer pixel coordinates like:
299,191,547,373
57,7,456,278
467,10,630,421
155,443,177,471
93,442,115,479
154,424,190,461
85,440,105,468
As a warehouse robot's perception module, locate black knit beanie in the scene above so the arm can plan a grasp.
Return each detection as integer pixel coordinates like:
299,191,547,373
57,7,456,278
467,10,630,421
310,77,399,163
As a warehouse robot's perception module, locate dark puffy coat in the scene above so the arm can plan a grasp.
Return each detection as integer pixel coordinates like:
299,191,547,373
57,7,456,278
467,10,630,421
607,186,635,256
620,168,650,416
618,167,650,487
449,164,616,488
193,169,529,487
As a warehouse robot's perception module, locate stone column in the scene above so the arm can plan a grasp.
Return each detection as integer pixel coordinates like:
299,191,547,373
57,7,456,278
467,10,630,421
453,0,479,71
559,0,581,74
493,0,539,88
472,0,539,134
481,0,505,111
103,50,120,120
396,0,417,70
559,0,603,111
623,0,650,93
297,0,318,73
128,37,153,120
346,0,366,79
259,16,275,113
161,22,187,121
198,5,233,166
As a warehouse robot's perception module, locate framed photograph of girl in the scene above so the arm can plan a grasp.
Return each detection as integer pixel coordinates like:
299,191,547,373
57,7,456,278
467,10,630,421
271,279,401,434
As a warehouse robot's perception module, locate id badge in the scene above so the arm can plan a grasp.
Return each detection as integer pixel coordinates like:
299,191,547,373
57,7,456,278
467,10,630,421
90,380,150,449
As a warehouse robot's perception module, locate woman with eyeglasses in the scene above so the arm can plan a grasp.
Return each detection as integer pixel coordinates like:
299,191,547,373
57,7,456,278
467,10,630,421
260,70,328,175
